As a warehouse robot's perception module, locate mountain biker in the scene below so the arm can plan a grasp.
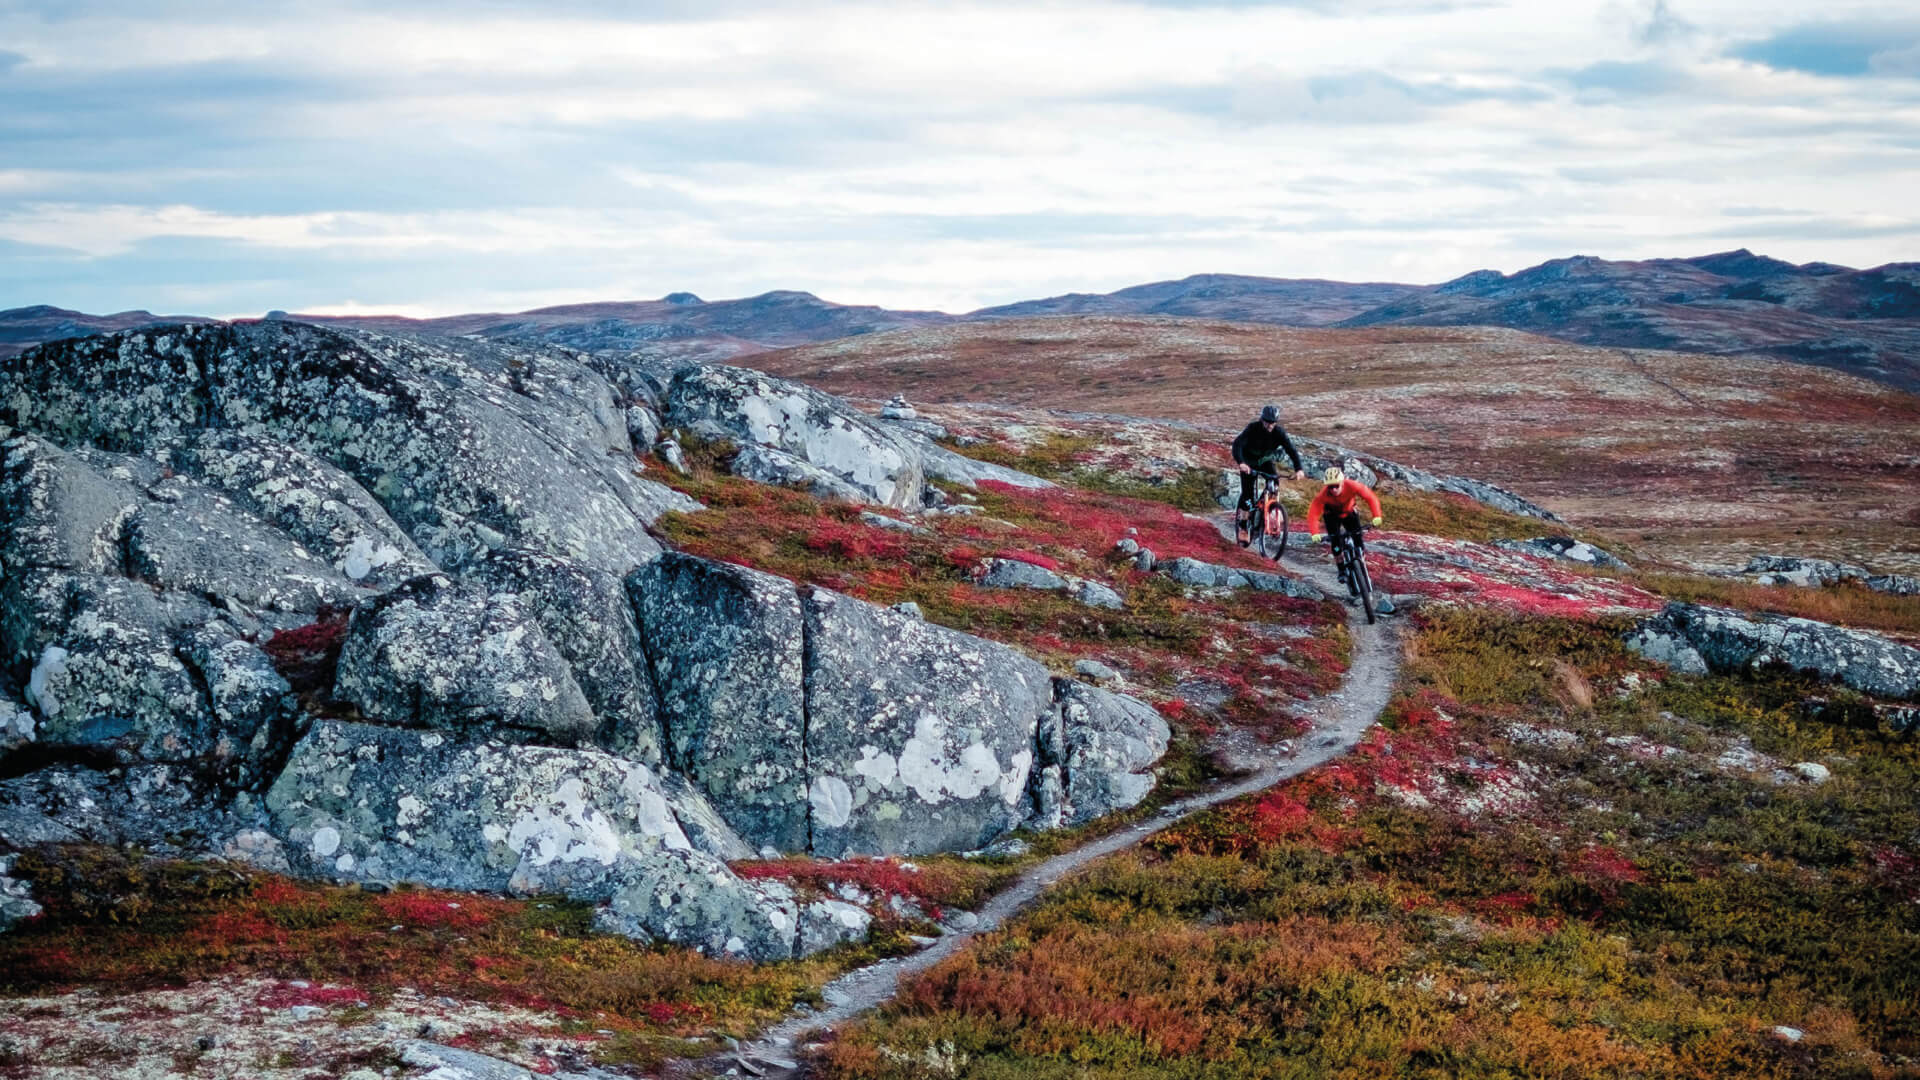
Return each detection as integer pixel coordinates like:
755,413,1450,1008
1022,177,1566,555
1308,466,1383,580
1231,404,1306,546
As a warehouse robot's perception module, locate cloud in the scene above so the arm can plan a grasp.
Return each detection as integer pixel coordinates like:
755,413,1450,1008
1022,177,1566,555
1730,20,1920,78
1,2,1916,314
1120,68,1548,125
1563,59,1694,96
1632,0,1694,47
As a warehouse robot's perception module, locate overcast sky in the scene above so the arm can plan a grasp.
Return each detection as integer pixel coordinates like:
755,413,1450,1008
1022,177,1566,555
2,0,1916,317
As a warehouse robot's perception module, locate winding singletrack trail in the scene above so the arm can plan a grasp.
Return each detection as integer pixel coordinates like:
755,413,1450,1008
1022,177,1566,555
679,540,1404,1078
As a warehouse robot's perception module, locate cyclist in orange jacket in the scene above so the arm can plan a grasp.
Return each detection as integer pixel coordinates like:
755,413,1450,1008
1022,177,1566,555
1308,466,1382,581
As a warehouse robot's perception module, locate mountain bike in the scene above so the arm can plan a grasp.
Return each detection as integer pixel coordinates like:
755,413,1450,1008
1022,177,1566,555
1247,469,1290,561
1329,522,1376,625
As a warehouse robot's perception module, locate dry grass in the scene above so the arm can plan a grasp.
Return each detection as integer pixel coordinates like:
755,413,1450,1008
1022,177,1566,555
814,610,1920,1079
1639,572,1920,638
746,318,1920,574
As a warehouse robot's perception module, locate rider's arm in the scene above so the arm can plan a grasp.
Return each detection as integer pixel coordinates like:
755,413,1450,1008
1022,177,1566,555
1229,426,1247,465
1276,428,1303,475
1305,488,1327,530
1357,483,1383,521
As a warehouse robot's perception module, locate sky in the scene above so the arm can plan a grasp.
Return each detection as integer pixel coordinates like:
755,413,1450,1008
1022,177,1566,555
1,0,1917,317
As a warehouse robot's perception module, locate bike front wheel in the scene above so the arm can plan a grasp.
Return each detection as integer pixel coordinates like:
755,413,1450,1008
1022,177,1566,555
1257,501,1289,561
1354,550,1377,625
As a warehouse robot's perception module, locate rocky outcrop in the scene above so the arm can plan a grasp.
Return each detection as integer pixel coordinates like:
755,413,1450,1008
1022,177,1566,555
268,721,692,891
0,326,1186,961
1494,537,1631,571
333,574,597,745
665,364,925,509
976,557,1125,609
18,575,223,764
1160,556,1326,599
1627,602,1920,700
1743,555,1919,596
161,430,435,590
730,442,873,504
0,322,695,575
804,587,1047,857
467,549,662,764
595,848,802,960
265,721,811,960
0,854,40,932
1042,679,1171,827
629,553,810,854
627,551,1171,858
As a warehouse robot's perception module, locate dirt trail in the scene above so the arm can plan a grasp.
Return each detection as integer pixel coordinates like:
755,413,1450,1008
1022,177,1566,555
686,544,1402,1077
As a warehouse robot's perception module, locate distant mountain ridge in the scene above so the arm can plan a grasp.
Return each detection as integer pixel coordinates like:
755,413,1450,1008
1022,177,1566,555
6,249,1917,389
968,273,1424,325
1339,251,1920,388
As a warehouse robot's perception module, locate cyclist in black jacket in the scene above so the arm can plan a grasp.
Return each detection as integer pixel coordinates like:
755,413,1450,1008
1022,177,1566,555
1231,404,1306,546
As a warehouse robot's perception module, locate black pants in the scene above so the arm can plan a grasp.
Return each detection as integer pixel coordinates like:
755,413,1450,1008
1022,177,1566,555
1237,471,1262,514
1321,509,1363,550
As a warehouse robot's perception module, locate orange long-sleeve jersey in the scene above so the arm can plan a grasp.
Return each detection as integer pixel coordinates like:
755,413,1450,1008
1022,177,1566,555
1306,480,1382,530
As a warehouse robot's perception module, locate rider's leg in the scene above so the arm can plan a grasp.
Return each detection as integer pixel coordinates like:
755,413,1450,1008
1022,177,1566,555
1236,472,1259,545
1322,510,1349,581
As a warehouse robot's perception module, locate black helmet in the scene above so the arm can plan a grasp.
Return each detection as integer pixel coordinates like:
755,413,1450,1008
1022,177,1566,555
1259,404,1280,423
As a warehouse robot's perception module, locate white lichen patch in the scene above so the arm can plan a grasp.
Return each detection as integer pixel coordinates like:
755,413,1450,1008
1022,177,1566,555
810,775,855,828
505,778,623,868
25,645,70,719
898,713,1004,804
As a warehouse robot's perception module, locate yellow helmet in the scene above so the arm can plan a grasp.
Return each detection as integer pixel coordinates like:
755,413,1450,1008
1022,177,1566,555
1321,466,1345,485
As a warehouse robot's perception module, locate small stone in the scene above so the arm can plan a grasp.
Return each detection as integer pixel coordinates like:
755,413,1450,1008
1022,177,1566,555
1074,659,1120,685
1073,580,1124,610
1374,595,1397,616
1115,538,1140,556
978,557,1067,591
288,1005,324,1022
1771,1025,1805,1043
944,910,980,931
891,601,924,620
1134,548,1156,572
1791,762,1831,784
195,1035,217,1052
655,438,690,476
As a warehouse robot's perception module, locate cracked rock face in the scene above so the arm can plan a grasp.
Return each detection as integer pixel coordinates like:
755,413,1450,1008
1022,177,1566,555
468,548,662,764
804,587,1049,857
161,429,436,591
730,442,875,503
266,720,701,894
0,435,139,575
595,847,804,962
666,364,925,509
629,552,809,853
17,574,219,764
1629,602,1920,699
334,574,597,745
0,321,694,576
1048,678,1172,827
